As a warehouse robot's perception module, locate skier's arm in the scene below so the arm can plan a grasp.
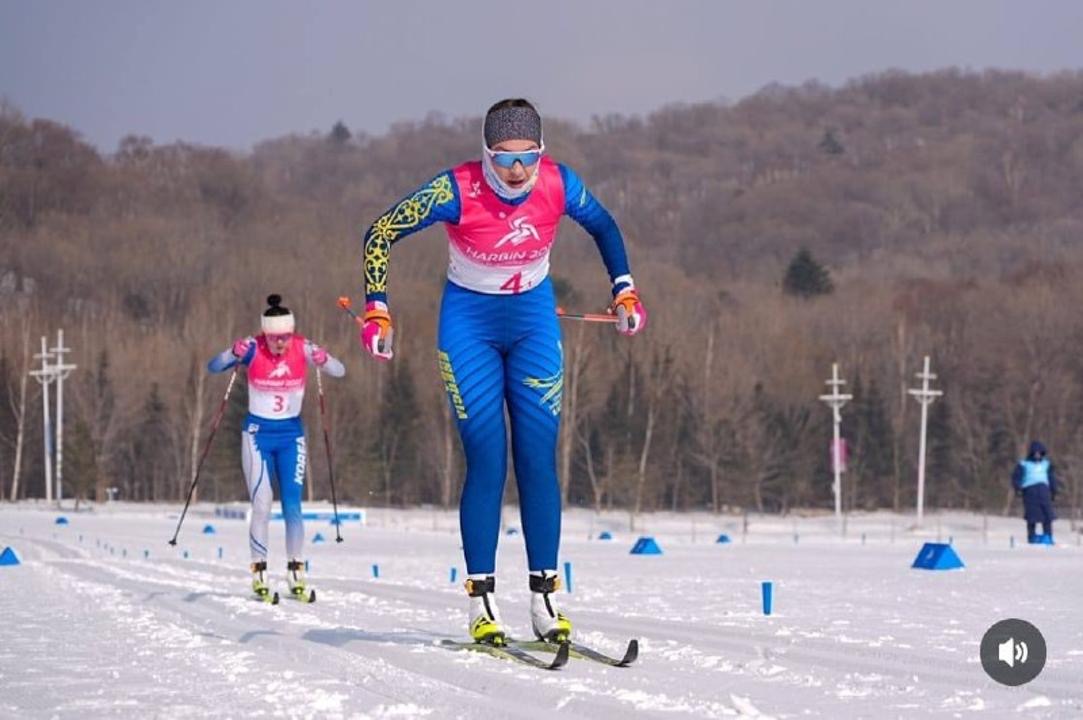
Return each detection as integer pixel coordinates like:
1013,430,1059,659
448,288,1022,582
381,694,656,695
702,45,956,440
1011,463,1024,493
207,338,255,373
362,171,462,305
559,163,645,335
304,340,346,378
558,163,632,294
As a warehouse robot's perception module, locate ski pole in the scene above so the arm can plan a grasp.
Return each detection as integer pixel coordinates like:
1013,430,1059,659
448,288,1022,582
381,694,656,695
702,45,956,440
556,306,618,324
168,365,239,545
315,367,344,543
337,296,362,323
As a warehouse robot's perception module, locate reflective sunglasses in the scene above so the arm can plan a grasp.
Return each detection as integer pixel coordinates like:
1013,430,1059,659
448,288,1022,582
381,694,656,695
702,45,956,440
266,333,293,343
485,146,543,168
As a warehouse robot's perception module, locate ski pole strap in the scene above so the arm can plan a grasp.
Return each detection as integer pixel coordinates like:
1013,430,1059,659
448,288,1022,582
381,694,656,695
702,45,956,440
464,576,496,596
529,573,561,594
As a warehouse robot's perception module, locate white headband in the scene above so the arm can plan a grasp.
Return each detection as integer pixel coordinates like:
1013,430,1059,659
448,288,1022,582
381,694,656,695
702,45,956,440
261,313,295,334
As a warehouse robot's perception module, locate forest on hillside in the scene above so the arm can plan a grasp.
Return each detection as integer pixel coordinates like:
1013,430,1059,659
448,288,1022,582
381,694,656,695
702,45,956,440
2,68,1083,520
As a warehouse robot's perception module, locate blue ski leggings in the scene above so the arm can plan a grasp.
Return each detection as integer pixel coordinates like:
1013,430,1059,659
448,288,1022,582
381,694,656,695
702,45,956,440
241,415,307,563
438,278,564,575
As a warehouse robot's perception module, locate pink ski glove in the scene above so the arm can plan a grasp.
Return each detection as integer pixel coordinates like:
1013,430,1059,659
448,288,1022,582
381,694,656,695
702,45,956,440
232,336,254,358
359,301,394,361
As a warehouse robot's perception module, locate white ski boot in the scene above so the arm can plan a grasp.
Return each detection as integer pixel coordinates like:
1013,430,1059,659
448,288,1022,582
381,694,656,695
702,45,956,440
251,560,275,602
530,572,572,643
465,575,506,646
287,559,315,602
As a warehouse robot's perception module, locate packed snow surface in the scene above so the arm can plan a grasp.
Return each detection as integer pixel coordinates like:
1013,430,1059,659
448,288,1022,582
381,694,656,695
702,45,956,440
1,503,1081,719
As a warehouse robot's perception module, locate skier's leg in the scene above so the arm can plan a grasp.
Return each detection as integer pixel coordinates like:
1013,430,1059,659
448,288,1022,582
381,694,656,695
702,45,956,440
505,282,563,573
242,429,273,564
275,433,307,561
438,284,508,576
504,281,570,641
439,283,508,642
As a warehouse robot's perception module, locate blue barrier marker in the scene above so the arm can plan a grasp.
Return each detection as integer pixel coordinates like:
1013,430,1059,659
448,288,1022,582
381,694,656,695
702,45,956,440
762,581,774,615
0,547,20,566
563,561,573,593
217,547,223,559
55,516,69,526
202,524,216,535
312,533,326,544
911,542,964,570
715,533,731,544
372,564,380,579
630,537,663,555
450,567,458,583
183,550,189,559
598,531,613,541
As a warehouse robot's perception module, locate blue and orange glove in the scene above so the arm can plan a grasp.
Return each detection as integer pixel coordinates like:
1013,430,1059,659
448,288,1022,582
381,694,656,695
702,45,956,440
360,301,394,361
610,286,647,336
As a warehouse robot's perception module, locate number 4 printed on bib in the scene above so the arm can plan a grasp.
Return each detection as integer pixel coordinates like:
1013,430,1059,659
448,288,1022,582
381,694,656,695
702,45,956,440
500,271,523,294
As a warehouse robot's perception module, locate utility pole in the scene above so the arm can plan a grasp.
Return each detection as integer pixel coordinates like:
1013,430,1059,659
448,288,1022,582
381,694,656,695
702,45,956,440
50,329,77,504
819,363,852,530
29,337,55,503
908,355,942,528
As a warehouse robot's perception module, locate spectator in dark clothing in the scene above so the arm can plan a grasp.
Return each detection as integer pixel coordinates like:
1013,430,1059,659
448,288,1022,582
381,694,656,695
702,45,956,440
1011,441,1058,544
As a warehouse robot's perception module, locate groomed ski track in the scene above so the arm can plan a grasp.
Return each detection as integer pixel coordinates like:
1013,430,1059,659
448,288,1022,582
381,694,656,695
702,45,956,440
1,505,1081,719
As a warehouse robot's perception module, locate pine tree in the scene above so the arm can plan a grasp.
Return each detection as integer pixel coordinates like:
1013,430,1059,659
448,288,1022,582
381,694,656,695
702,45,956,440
329,120,352,145
782,248,834,298
66,420,98,504
818,128,845,155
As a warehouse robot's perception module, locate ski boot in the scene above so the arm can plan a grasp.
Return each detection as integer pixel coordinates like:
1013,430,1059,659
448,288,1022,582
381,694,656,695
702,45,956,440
287,559,315,602
530,572,572,644
251,560,277,603
465,575,506,646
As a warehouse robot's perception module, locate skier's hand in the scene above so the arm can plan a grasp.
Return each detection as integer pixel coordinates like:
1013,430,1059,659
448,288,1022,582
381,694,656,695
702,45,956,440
360,301,394,361
308,341,329,366
232,336,254,359
610,287,647,336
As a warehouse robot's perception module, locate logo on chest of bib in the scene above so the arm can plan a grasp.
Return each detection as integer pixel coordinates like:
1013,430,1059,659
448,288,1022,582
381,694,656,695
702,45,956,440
495,216,540,248
268,361,292,379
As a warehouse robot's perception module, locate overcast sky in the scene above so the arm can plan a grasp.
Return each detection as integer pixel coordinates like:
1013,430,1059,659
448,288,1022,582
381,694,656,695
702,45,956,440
2,0,1082,152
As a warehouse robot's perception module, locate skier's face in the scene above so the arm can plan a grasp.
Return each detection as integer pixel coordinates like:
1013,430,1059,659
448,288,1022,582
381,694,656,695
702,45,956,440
488,139,541,190
265,333,292,356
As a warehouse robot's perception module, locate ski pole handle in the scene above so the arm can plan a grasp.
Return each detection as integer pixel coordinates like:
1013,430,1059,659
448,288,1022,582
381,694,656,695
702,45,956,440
337,296,362,323
556,306,619,324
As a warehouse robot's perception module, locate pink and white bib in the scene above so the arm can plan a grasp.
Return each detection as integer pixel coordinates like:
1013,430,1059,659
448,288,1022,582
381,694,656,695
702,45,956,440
445,157,564,294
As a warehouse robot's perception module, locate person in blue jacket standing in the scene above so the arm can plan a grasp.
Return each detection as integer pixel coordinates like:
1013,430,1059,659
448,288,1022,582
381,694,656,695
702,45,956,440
1011,441,1058,544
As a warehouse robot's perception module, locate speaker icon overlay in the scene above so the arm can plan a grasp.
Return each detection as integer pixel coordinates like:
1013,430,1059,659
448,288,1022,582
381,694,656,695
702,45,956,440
981,619,1046,686
997,637,1028,668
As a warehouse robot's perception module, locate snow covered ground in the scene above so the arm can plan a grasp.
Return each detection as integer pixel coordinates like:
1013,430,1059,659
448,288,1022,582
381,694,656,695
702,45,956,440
1,503,1081,719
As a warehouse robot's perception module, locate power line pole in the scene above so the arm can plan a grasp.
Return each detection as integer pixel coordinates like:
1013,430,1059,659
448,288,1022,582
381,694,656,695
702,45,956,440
51,329,77,505
29,337,56,503
908,355,942,528
819,363,852,530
